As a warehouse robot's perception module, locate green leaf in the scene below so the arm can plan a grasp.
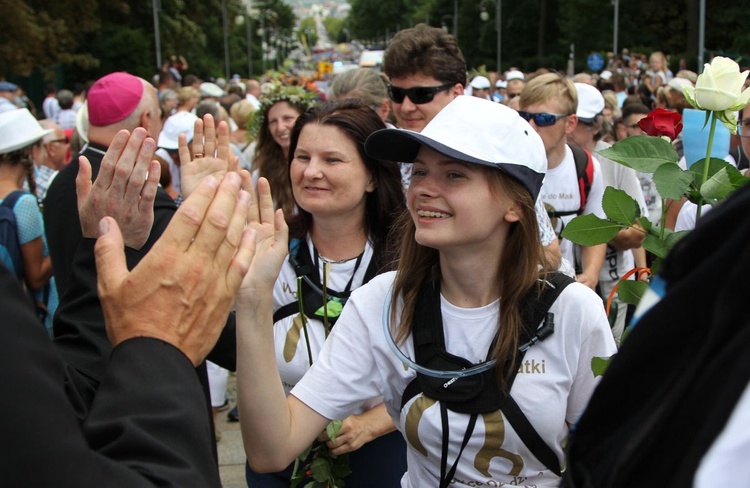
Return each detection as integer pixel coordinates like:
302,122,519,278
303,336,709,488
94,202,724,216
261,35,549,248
597,136,678,172
653,164,694,200
617,280,649,306
560,214,621,246
651,257,663,274
299,443,313,461
326,420,342,441
689,157,738,189
637,216,652,233
310,458,332,482
700,167,733,200
315,300,343,318
591,356,613,377
665,230,689,250
302,482,316,488
601,187,640,225
643,233,667,258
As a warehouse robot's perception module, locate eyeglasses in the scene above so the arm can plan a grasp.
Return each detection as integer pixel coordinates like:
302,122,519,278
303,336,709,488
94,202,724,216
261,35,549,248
517,111,570,127
737,119,750,132
387,83,454,104
48,137,70,145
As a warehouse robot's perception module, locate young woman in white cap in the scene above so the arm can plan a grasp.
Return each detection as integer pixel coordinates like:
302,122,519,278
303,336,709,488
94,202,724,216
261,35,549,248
0,108,56,334
236,96,616,487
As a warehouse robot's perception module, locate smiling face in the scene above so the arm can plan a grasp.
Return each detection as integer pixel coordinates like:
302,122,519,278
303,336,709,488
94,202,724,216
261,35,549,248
388,73,461,132
407,146,519,256
290,123,375,222
267,101,301,155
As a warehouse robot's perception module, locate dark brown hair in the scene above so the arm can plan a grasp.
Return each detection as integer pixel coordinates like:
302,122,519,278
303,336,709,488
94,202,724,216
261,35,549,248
286,99,406,273
383,24,467,88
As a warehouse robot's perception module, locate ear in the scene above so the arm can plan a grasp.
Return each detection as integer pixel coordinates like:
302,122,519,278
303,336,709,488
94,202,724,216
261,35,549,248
504,203,521,223
139,110,151,133
365,173,377,193
377,99,391,122
453,84,465,97
564,114,578,135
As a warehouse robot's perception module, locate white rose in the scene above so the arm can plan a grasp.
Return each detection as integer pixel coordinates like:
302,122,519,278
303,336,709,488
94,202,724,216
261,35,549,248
683,56,750,113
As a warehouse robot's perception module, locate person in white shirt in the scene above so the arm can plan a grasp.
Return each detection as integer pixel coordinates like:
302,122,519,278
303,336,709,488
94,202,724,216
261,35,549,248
236,96,616,487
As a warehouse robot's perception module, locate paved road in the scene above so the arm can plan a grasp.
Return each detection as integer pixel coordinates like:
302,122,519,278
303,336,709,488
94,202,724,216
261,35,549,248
217,372,248,488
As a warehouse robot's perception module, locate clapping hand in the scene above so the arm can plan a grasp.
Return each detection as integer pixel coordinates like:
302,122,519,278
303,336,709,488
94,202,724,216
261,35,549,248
76,128,160,250
179,113,239,199
95,172,255,365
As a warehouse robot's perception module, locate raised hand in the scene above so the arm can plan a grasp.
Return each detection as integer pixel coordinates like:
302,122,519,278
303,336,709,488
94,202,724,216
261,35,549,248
179,113,239,199
95,172,255,366
236,176,288,302
76,128,160,250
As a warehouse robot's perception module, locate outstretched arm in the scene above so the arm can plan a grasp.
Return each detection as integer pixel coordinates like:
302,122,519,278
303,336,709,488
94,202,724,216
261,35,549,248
236,177,331,472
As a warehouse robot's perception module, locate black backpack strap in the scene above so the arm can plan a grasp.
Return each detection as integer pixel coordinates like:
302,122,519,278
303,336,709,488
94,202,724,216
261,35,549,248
569,145,593,214
501,273,572,476
502,397,562,476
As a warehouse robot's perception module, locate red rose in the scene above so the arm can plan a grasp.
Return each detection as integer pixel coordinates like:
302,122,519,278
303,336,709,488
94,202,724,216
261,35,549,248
638,108,683,140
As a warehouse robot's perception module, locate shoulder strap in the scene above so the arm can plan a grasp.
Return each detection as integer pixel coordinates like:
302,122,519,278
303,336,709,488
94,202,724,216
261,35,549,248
569,145,593,214
1,190,25,210
273,238,380,324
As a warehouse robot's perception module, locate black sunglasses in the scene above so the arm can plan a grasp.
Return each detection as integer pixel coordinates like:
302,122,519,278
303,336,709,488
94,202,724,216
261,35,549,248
518,111,570,127
387,83,454,104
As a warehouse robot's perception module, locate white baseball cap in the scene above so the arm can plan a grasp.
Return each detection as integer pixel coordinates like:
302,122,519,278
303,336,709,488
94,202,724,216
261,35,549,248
574,82,605,123
505,70,525,81
365,96,547,200
0,109,54,154
158,111,199,150
469,75,491,90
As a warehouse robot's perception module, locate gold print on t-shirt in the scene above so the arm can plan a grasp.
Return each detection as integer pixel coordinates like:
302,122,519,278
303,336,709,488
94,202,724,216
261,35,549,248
283,315,305,362
404,395,437,457
474,410,524,476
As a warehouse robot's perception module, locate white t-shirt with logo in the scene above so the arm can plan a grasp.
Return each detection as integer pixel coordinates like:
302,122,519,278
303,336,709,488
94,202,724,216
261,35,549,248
273,236,377,413
291,271,617,487
539,145,606,269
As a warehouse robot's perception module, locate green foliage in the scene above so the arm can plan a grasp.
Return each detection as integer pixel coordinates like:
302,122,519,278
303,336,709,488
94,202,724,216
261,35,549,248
323,17,345,44
598,136,677,173
561,214,620,246
291,420,351,488
602,187,640,226
591,356,613,377
653,163,693,200
298,18,319,51
617,280,648,306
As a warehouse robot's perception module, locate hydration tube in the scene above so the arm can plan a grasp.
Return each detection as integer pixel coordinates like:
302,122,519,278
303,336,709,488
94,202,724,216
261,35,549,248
381,284,498,379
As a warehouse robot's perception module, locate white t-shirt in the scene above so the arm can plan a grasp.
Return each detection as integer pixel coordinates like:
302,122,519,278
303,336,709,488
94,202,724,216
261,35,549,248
273,237,376,406
694,380,750,487
292,271,617,487
539,145,606,268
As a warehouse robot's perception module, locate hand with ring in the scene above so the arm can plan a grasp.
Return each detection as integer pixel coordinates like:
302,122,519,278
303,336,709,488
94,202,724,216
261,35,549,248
178,113,239,199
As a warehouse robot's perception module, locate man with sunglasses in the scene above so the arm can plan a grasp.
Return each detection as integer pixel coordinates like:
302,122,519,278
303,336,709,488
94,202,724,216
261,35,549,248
519,73,607,294
569,83,648,341
382,23,562,268
382,24,465,133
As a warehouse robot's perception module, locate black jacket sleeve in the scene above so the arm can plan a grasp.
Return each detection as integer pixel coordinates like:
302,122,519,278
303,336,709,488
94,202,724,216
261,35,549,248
0,265,221,487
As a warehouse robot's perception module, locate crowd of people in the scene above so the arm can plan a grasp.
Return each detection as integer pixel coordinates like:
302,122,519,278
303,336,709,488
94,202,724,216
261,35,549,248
0,23,748,488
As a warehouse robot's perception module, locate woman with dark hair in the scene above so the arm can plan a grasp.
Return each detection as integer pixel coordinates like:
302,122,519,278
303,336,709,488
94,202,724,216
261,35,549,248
251,83,317,221
243,99,407,487
0,109,55,334
236,96,616,487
